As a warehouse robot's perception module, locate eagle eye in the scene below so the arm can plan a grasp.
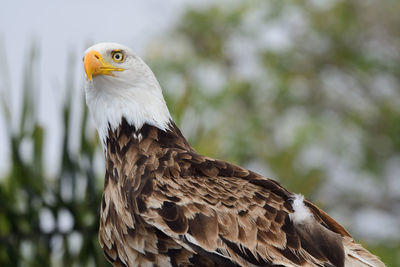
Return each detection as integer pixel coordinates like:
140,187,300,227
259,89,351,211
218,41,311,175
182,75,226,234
111,50,125,63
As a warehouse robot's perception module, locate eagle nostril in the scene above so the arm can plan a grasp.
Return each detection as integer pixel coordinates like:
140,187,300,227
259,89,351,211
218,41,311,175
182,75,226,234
94,54,100,59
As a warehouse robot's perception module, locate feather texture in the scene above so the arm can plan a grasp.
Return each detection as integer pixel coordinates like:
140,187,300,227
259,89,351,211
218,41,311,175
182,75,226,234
98,119,385,267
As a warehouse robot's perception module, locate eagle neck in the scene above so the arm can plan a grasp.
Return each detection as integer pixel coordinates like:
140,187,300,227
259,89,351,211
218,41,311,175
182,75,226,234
104,118,194,159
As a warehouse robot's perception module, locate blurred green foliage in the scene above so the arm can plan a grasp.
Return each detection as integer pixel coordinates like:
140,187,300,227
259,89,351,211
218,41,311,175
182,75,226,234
0,0,399,266
0,44,108,266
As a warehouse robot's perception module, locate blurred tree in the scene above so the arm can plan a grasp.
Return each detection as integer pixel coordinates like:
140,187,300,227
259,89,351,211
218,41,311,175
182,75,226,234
0,0,399,266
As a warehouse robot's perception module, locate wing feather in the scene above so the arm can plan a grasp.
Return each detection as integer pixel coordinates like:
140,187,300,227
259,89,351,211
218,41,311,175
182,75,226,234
135,148,348,266
101,121,384,266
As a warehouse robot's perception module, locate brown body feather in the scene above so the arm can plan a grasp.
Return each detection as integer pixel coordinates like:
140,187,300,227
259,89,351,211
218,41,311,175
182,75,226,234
99,118,384,267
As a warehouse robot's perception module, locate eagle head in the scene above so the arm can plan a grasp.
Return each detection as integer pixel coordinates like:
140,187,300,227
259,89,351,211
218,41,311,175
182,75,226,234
83,43,171,146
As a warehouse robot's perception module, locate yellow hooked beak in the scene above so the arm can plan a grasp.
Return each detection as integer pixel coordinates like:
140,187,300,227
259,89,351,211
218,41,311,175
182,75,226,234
84,50,124,81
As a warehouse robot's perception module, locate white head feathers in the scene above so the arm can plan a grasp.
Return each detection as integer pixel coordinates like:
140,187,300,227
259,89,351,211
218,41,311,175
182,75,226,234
83,43,171,146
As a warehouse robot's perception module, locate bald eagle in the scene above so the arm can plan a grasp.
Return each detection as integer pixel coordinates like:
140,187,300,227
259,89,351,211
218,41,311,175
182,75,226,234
83,43,385,267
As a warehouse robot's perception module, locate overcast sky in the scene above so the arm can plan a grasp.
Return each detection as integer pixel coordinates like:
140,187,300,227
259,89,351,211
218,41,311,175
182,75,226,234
0,0,195,176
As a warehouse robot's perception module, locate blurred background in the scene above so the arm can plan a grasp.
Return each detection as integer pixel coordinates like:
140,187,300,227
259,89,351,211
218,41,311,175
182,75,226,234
1,0,399,266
